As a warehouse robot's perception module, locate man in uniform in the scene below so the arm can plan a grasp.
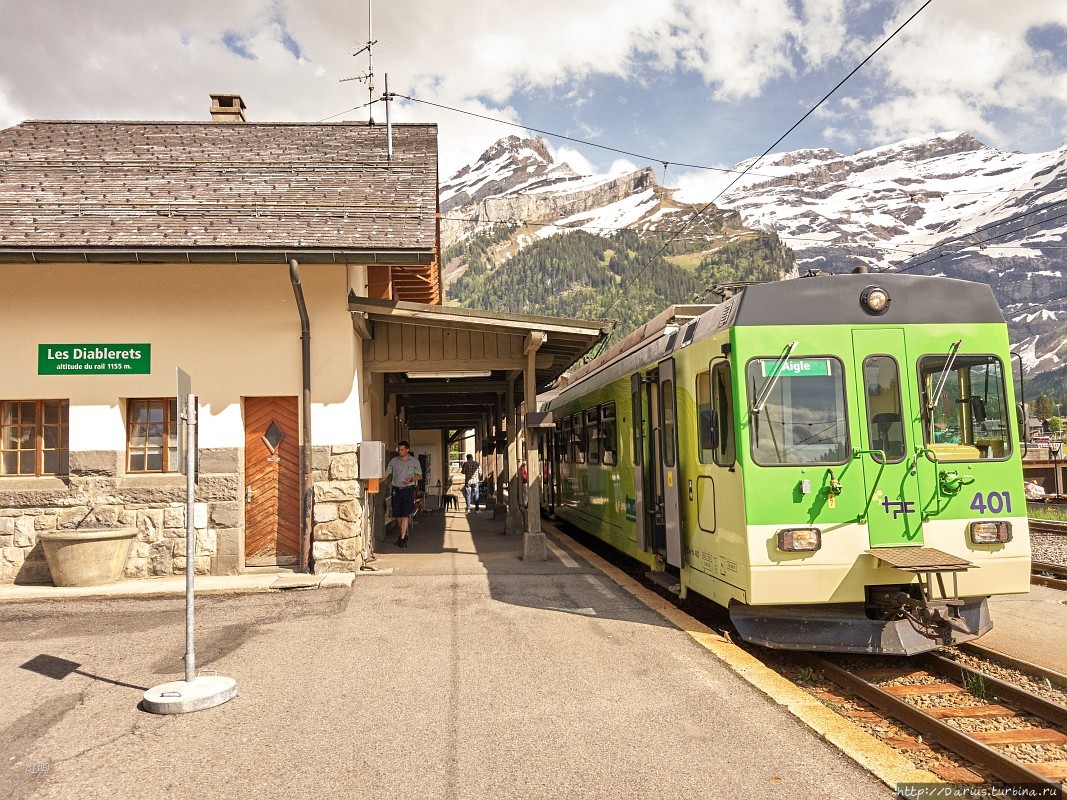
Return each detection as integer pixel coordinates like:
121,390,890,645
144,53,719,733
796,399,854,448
385,441,422,547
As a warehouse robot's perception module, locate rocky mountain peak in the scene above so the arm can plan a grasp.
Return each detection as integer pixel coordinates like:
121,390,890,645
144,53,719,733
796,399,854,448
476,134,554,166
440,134,580,214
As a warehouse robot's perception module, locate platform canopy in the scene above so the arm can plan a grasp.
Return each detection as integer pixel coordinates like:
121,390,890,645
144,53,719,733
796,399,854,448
349,294,611,430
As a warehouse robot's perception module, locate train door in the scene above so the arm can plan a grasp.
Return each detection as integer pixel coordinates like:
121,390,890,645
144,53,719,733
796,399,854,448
631,373,648,550
852,329,924,547
657,359,684,567
647,370,666,555
540,432,555,517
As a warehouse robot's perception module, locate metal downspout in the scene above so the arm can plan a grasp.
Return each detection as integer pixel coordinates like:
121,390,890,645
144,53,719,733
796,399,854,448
289,259,313,573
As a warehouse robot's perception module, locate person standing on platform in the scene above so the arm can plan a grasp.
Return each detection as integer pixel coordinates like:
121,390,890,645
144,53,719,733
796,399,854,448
461,453,481,512
385,441,422,548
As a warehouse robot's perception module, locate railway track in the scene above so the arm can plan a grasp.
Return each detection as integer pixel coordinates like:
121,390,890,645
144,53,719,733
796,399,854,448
1033,561,1067,591
813,652,1067,795
1029,518,1067,588
1030,518,1067,536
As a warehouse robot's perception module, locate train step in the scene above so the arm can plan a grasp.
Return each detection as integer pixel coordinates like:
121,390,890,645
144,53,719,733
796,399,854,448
645,570,681,595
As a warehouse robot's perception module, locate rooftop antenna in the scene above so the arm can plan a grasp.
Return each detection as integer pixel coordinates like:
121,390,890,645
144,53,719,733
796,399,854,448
340,0,376,124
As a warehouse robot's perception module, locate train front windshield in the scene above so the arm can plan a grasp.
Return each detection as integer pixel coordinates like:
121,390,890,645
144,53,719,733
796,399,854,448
747,357,849,465
919,355,1011,460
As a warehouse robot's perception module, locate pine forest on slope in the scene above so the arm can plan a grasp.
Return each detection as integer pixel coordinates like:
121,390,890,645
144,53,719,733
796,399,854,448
444,223,795,348
440,132,1067,374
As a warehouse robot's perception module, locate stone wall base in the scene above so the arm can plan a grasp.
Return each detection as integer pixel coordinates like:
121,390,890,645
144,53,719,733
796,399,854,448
311,445,364,575
1,448,238,585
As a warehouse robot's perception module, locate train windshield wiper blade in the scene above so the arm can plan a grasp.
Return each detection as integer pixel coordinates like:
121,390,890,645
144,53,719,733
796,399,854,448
751,341,798,416
929,339,963,411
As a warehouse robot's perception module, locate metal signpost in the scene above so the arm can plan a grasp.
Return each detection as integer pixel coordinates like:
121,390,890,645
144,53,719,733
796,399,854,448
143,369,237,714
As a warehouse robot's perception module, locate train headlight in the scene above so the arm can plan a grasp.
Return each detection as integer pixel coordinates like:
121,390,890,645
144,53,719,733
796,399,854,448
969,520,1012,544
777,527,822,552
860,286,891,316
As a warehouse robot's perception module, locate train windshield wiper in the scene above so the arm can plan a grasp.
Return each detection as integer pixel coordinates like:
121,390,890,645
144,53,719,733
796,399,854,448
751,341,798,416
928,339,963,411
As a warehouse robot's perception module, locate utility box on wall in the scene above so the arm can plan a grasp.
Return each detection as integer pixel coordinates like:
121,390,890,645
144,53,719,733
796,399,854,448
358,441,388,479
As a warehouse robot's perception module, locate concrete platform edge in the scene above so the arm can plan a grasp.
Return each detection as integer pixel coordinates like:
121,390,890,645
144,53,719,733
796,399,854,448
543,521,942,792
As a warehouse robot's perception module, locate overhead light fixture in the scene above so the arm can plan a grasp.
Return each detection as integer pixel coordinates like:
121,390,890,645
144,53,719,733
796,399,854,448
406,371,492,379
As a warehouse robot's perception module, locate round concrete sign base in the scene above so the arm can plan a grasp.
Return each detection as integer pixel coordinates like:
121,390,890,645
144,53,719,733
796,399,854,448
143,675,237,715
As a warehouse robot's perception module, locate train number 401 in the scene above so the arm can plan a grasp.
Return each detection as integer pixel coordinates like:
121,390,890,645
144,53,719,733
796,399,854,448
970,491,1012,514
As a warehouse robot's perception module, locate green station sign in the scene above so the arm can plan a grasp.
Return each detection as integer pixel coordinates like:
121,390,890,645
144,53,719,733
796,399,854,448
39,344,151,375
761,358,832,378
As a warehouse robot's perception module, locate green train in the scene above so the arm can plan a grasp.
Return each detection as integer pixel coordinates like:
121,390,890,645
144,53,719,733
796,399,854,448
544,272,1030,655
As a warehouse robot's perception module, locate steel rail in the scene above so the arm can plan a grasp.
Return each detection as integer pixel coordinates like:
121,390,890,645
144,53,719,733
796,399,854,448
960,643,1067,690
921,652,1067,728
1032,560,1067,590
1029,518,1067,535
1033,561,1067,577
813,655,1065,795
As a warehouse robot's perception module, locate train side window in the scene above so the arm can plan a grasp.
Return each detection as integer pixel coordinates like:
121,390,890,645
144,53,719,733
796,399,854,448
574,414,587,464
555,422,565,463
601,402,617,466
919,354,1011,461
586,407,601,465
697,370,714,464
746,356,849,466
662,378,676,467
712,362,735,467
863,356,905,462
561,417,572,463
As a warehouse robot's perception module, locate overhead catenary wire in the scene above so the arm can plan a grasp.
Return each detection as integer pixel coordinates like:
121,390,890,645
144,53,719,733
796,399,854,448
317,98,381,123
394,92,789,183
880,201,1067,274
1003,287,1067,317
312,1,1061,331
598,0,936,316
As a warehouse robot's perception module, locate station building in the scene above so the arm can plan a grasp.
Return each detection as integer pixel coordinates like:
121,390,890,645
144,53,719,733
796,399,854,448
0,95,607,585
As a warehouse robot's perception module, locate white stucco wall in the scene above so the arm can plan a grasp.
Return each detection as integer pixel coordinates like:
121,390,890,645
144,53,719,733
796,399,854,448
2,260,362,450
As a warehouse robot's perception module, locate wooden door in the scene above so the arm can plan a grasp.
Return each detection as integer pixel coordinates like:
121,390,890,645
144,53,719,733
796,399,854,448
244,396,301,566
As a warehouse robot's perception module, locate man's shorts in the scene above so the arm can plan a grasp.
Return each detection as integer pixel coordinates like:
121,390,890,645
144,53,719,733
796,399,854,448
392,485,417,517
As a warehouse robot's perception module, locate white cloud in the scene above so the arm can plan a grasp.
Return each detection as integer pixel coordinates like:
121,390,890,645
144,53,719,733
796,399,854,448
0,0,1062,177
859,1,1067,151
671,168,738,204
552,146,595,176
0,82,23,129
607,158,640,178
1,0,831,172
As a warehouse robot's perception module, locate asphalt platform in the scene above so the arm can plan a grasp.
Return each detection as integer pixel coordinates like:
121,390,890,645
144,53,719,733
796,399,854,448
0,504,896,800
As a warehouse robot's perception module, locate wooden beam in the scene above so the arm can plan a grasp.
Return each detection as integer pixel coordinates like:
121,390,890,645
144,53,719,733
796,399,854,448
366,355,554,372
386,380,512,395
352,312,373,341
524,330,547,355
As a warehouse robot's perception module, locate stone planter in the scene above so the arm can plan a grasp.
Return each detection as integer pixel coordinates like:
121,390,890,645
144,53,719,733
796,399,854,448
38,528,137,587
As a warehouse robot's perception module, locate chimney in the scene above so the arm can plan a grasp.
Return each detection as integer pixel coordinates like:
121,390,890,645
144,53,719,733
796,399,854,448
209,93,247,123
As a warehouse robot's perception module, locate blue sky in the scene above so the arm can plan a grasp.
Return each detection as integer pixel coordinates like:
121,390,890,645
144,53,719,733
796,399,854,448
0,0,1064,187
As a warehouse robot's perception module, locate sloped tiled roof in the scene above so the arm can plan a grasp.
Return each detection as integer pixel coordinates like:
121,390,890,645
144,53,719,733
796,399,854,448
0,121,438,253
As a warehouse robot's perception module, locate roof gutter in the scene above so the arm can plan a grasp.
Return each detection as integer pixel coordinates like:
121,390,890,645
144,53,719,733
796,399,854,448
289,258,313,573
0,248,437,265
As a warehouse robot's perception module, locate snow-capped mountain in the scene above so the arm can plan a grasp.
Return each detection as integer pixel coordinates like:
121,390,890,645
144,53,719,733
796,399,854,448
711,132,1067,372
440,135,707,252
441,133,1067,373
